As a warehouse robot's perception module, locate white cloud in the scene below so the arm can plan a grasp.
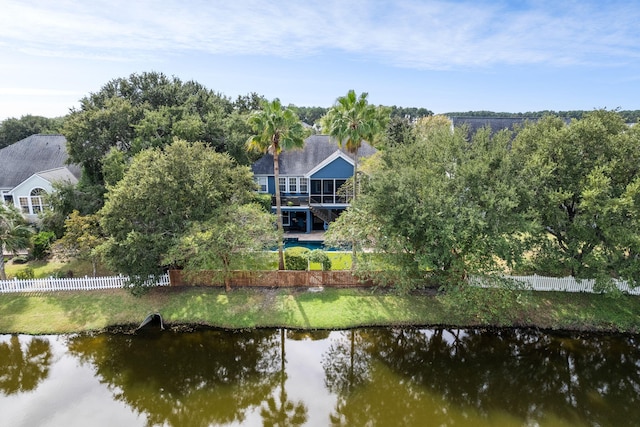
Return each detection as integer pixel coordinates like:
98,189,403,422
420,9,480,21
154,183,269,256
1,0,639,69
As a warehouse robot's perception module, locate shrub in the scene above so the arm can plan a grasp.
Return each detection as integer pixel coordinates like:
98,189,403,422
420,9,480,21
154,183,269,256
15,267,35,280
285,247,311,270
31,231,56,260
11,255,29,264
307,249,332,271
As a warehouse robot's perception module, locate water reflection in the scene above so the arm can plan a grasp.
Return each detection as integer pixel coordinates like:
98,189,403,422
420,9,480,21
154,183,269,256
0,328,638,427
0,335,52,395
67,329,283,426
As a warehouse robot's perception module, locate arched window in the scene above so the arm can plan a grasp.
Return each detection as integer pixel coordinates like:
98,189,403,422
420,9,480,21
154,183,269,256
29,188,48,214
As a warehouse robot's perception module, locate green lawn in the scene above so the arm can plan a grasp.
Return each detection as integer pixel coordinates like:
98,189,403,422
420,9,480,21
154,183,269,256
4,258,113,279
1,285,639,335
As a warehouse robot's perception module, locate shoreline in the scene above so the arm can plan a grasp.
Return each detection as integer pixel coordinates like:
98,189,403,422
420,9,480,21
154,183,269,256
1,286,639,335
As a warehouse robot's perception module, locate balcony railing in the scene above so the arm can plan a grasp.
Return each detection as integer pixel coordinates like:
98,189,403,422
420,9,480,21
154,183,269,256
272,194,352,206
309,194,351,205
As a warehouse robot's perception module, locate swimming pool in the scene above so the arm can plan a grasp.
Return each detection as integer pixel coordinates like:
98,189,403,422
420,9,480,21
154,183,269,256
282,239,344,251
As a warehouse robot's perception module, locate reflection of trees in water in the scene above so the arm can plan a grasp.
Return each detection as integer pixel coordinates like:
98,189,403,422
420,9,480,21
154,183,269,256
322,330,371,395
0,335,52,395
323,328,640,427
260,329,307,427
67,329,282,427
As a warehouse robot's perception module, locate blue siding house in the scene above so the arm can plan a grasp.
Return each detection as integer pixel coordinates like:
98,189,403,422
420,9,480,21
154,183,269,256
251,134,376,233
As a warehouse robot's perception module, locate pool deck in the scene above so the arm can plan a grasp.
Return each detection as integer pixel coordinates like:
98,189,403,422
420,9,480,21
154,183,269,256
284,231,325,242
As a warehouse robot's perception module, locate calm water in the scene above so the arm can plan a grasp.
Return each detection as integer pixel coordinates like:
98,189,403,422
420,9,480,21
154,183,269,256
0,328,638,427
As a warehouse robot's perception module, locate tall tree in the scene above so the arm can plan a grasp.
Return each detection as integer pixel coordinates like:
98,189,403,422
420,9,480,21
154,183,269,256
326,123,523,291
0,205,33,280
99,139,256,291
62,71,236,186
511,110,640,283
247,99,307,270
320,91,387,201
321,90,388,268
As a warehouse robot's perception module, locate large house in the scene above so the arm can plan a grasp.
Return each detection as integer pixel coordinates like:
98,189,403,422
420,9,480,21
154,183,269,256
251,134,376,233
0,134,81,222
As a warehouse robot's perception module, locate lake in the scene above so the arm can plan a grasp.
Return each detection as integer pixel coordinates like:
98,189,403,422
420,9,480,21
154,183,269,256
0,327,638,426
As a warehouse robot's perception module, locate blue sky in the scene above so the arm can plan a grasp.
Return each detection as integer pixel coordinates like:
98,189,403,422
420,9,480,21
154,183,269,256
1,0,639,120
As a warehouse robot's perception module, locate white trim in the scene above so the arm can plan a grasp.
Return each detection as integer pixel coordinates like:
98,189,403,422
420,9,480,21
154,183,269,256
254,176,268,193
304,151,354,178
281,210,290,226
277,176,307,194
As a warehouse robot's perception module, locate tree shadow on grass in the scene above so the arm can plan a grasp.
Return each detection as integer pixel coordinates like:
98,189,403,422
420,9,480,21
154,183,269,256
0,295,29,333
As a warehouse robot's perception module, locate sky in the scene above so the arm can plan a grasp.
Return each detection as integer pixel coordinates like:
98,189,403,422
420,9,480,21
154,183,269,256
1,0,640,121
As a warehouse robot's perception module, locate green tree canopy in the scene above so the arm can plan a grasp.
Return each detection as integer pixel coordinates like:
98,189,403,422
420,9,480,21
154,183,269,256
166,203,277,291
56,211,104,277
62,71,257,187
326,123,523,290
99,139,257,288
511,110,640,283
0,115,63,149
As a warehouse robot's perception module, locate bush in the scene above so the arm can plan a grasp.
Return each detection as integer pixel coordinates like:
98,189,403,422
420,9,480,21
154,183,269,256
31,231,56,260
285,247,311,270
11,255,29,264
307,249,332,271
15,267,35,280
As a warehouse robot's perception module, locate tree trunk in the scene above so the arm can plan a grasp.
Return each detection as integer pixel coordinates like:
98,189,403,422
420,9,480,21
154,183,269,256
351,150,359,270
274,149,285,270
0,244,6,281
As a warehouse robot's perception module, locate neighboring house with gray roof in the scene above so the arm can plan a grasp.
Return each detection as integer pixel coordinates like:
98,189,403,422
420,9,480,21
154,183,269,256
251,134,376,233
0,134,81,222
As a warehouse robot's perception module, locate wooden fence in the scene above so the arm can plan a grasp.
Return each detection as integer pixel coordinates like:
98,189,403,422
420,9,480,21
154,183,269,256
168,270,374,288
0,274,170,293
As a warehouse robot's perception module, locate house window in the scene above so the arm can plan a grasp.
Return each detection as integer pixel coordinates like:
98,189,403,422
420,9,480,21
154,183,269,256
279,177,287,193
299,178,308,193
288,177,297,193
19,197,29,214
281,211,290,226
30,188,48,214
255,177,268,193
309,179,350,204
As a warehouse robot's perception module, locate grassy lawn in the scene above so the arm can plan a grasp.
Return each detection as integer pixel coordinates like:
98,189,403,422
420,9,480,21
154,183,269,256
4,258,113,279
1,285,639,335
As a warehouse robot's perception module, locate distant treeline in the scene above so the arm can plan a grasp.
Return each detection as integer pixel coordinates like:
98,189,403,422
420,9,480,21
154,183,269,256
290,106,640,125
3,105,639,150
444,110,640,122
290,105,434,125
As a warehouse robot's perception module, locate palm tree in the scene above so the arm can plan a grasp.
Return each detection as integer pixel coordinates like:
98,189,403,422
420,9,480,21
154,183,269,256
321,91,387,268
247,99,307,270
320,90,387,202
0,204,33,280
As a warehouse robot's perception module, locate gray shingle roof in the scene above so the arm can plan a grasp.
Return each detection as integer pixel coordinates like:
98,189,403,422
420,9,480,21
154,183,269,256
37,167,80,185
0,134,81,189
251,134,377,175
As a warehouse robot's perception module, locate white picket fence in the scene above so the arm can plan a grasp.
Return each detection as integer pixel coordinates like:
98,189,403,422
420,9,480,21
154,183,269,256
473,274,640,295
0,273,170,293
1,272,638,295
